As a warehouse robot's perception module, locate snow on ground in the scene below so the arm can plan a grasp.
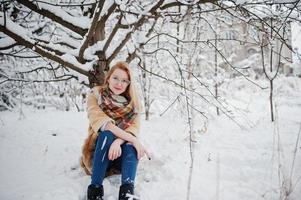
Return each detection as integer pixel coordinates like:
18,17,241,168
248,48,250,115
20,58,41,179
0,76,301,200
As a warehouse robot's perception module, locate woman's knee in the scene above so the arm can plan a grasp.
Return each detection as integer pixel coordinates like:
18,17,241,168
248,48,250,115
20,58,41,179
122,143,138,160
100,130,115,138
96,130,115,149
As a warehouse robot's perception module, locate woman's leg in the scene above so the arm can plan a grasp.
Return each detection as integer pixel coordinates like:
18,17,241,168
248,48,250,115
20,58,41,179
91,130,115,186
121,143,138,185
119,143,138,199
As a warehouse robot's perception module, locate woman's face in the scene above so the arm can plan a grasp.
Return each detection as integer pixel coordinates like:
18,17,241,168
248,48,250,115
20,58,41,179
108,68,130,95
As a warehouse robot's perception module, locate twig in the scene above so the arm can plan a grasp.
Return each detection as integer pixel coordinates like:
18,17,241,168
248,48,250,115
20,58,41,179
288,123,301,194
159,95,180,116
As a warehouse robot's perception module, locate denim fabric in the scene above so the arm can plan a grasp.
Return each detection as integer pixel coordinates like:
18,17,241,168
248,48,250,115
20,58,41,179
91,130,138,186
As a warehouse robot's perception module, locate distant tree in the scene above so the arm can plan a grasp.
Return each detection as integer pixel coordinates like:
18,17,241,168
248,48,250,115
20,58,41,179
260,16,291,122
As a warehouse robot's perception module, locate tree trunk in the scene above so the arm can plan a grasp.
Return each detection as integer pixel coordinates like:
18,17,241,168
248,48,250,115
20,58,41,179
270,79,274,122
214,35,220,116
145,109,150,121
88,57,108,88
88,17,107,88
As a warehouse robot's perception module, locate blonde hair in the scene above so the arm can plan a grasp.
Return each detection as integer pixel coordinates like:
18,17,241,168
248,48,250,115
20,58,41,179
101,61,141,112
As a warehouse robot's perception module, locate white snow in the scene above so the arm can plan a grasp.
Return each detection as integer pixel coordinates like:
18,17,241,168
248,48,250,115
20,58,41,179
0,37,15,48
83,40,106,60
37,2,91,29
234,0,249,5
0,76,301,200
100,0,115,17
60,53,94,71
0,15,35,44
106,29,132,59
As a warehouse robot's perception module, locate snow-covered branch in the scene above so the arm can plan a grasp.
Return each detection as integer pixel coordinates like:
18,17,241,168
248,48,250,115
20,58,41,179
78,1,109,62
15,0,89,36
0,21,89,77
107,0,165,64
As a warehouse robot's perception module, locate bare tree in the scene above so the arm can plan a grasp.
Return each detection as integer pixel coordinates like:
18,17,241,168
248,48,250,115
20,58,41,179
260,16,289,122
138,56,154,121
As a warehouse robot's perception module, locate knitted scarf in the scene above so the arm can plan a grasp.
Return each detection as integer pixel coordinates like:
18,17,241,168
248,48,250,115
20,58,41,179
99,87,136,130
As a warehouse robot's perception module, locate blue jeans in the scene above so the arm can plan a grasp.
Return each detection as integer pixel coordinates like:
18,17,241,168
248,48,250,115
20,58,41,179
91,130,138,186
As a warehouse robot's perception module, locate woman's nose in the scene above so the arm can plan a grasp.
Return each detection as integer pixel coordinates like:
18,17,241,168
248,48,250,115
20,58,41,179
116,80,122,85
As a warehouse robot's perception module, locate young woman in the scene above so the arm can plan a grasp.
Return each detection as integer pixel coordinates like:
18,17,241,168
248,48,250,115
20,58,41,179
80,61,148,200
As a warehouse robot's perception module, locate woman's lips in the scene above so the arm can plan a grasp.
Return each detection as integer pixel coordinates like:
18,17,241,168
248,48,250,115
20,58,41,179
114,87,122,90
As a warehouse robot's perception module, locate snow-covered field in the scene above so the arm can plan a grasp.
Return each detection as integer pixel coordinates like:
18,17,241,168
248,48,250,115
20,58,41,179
1,77,301,200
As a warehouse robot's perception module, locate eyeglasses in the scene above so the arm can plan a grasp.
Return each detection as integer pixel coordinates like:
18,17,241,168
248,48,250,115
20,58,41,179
111,76,130,86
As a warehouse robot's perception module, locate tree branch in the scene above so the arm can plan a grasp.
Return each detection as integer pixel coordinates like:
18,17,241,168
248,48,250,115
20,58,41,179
160,0,218,10
103,15,123,53
0,24,89,77
107,0,165,64
78,1,106,61
16,0,88,36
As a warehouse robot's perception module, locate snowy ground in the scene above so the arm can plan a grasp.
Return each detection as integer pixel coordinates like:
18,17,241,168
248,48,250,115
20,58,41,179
1,76,301,200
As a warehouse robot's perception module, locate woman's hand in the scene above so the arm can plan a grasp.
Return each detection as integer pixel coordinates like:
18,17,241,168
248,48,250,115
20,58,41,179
105,122,151,160
108,139,124,160
132,138,150,160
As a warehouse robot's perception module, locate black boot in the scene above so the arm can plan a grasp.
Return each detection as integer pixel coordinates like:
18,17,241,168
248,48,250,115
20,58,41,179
87,184,103,200
118,183,134,200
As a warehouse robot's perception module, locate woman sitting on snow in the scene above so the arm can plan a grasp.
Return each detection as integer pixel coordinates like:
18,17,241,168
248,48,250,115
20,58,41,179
80,61,149,200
